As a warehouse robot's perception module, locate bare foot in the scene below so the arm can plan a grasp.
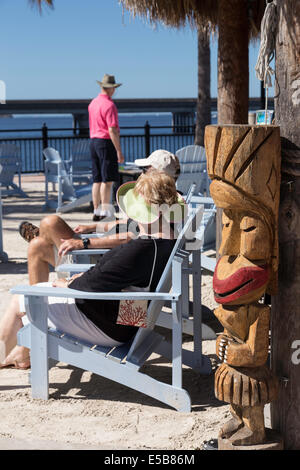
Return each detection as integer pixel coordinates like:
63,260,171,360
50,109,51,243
0,346,30,370
0,360,30,370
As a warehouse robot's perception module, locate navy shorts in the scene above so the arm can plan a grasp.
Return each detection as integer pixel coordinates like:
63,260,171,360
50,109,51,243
90,138,119,183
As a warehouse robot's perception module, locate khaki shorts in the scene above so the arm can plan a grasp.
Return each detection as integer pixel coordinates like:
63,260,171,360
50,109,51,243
20,282,122,348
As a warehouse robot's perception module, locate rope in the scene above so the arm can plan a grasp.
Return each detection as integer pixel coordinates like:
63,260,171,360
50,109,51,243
255,1,277,90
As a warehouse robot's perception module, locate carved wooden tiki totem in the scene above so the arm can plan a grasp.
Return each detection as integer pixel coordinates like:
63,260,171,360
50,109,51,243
205,125,282,449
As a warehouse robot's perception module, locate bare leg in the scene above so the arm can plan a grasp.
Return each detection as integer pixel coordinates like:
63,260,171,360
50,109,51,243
100,182,113,215
27,236,56,285
92,182,102,212
0,216,75,368
39,215,75,249
0,295,30,368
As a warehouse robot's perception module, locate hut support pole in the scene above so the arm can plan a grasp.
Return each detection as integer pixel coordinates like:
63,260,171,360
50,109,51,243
217,0,249,125
271,0,300,450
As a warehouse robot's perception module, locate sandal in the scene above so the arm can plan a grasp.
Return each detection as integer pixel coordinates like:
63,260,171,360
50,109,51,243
19,221,39,243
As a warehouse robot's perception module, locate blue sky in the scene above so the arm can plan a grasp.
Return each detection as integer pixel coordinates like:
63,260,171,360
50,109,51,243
0,0,266,100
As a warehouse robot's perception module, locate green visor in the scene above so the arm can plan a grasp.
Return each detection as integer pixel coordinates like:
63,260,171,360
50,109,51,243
117,181,187,225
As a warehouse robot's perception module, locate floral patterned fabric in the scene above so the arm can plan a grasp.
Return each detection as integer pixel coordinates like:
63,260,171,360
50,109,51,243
116,299,148,328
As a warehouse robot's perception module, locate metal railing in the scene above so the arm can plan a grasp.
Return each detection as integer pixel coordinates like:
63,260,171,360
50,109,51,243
0,122,195,173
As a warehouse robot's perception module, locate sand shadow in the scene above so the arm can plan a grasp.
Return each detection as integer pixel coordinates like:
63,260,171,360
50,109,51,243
0,260,28,275
0,385,31,392
47,353,222,412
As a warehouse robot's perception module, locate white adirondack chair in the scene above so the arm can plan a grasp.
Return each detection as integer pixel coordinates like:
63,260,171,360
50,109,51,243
13,208,215,412
43,147,92,213
175,145,211,197
69,140,92,185
0,143,28,198
175,145,216,259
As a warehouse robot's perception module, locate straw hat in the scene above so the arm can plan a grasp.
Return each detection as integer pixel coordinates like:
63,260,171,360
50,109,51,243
117,181,186,225
96,74,122,88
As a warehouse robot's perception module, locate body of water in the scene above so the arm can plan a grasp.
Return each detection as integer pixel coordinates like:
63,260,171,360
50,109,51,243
0,112,218,172
0,112,218,138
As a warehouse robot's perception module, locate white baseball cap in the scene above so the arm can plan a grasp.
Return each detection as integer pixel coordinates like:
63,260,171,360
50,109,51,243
135,150,180,179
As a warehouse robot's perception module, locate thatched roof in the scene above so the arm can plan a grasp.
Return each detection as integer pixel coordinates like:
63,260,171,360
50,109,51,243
120,0,265,38
120,0,218,28
29,0,54,11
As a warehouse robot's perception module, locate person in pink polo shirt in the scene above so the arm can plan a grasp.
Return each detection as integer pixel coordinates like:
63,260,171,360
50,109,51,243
88,74,125,221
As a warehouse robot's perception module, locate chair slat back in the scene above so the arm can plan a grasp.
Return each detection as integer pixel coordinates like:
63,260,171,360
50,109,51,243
127,205,203,362
0,144,21,184
71,141,92,174
176,145,210,195
43,147,76,198
43,147,70,178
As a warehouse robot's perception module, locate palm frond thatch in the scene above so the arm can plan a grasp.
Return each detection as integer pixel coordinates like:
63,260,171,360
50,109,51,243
120,0,218,28
120,0,266,38
29,0,54,12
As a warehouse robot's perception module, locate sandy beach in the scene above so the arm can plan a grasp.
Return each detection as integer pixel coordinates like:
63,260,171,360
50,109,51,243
0,175,230,451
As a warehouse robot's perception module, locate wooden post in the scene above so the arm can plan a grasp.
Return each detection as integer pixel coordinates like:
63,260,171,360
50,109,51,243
271,0,300,450
216,0,250,257
194,25,211,147
217,0,249,124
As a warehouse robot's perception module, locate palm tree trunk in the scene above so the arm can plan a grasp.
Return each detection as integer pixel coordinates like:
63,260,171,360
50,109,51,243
215,0,249,256
195,26,211,146
217,0,249,124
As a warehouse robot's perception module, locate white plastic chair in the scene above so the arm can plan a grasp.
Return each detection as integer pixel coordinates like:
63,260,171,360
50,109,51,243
69,140,92,185
175,145,211,197
13,208,214,412
43,147,92,213
0,143,27,198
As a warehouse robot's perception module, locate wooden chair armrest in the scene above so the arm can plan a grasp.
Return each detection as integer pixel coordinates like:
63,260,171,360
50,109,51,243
11,284,180,302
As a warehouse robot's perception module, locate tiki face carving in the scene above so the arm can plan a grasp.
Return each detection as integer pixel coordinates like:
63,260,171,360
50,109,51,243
204,125,281,448
220,211,271,261
213,208,271,305
205,125,282,299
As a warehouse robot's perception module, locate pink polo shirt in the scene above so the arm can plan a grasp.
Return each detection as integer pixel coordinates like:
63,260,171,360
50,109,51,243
88,93,120,139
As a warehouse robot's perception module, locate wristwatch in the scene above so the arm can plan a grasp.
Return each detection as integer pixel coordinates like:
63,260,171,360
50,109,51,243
82,238,90,249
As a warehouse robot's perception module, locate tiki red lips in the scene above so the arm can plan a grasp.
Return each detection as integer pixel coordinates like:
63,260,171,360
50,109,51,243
213,261,270,304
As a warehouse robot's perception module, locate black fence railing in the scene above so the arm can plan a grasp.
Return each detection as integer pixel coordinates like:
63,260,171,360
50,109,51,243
0,123,195,173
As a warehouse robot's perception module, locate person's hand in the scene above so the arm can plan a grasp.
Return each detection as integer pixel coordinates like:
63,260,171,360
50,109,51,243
52,273,83,289
52,278,68,288
58,238,84,257
73,224,94,234
117,150,124,164
69,272,84,281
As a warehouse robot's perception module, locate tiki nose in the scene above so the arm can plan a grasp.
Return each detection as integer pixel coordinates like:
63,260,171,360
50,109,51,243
218,225,240,257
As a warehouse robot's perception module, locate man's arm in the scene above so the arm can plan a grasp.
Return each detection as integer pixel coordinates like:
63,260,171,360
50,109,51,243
73,223,97,234
58,231,135,256
109,126,124,163
73,219,129,234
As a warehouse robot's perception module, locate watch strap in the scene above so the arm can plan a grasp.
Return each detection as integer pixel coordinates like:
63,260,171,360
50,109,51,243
82,238,90,249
